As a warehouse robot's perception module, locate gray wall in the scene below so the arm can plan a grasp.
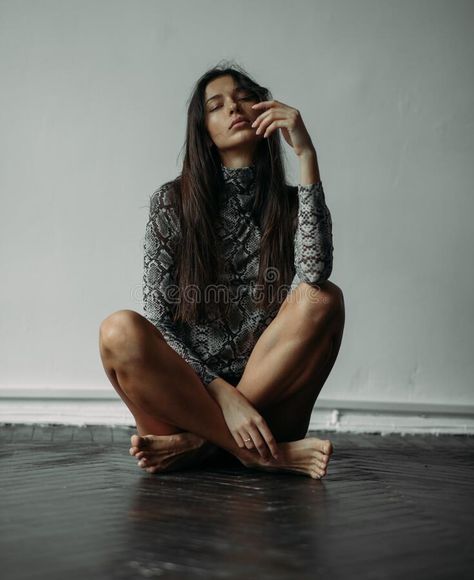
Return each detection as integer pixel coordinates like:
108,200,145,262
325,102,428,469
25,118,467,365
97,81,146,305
1,0,473,407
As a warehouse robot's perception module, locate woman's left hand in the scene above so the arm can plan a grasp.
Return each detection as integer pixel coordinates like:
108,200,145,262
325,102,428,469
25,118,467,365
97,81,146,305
251,100,315,157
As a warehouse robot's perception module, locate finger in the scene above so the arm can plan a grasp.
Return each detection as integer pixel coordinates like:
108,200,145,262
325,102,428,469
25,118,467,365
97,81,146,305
252,115,271,135
255,116,274,135
255,418,280,459
262,120,286,139
257,115,291,138
251,101,270,109
234,430,247,450
241,431,254,450
251,100,276,110
252,109,285,133
251,108,273,128
246,425,271,461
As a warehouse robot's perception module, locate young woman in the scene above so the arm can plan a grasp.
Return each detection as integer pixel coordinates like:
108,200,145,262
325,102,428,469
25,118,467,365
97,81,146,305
99,63,345,480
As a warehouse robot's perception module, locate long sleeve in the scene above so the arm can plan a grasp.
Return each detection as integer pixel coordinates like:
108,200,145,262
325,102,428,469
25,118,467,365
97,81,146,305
143,182,220,387
293,180,334,286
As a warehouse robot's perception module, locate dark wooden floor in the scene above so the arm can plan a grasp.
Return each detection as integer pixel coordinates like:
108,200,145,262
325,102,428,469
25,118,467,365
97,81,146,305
0,424,473,580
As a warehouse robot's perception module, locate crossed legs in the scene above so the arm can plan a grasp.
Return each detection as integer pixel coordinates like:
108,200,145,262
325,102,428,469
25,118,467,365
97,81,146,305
99,280,345,476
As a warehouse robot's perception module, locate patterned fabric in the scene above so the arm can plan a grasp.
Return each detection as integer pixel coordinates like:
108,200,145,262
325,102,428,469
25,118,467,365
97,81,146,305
143,162,333,387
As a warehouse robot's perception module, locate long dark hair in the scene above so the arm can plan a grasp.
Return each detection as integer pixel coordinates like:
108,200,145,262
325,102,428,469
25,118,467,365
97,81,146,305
165,61,298,325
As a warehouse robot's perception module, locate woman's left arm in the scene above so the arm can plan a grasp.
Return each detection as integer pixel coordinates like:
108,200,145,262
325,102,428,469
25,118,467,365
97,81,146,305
293,151,334,285
251,100,334,285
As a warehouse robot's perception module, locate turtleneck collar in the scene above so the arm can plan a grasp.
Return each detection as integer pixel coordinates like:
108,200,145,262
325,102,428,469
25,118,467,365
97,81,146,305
220,162,256,193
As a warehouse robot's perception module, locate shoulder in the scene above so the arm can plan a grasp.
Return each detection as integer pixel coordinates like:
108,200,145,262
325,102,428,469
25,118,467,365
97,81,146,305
149,178,181,223
146,178,181,239
149,179,179,214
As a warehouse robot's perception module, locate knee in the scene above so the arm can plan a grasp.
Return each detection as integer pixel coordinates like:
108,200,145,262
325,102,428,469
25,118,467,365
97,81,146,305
320,281,345,319
294,280,345,326
99,309,148,362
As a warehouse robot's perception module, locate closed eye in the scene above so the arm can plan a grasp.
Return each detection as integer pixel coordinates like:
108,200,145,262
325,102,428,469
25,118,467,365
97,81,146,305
209,96,254,112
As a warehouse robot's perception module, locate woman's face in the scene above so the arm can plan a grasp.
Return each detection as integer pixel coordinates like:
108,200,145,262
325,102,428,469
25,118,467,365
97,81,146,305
204,74,263,164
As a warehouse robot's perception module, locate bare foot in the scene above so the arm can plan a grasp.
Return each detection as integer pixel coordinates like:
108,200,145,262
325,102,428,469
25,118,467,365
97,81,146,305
129,432,219,474
238,436,333,480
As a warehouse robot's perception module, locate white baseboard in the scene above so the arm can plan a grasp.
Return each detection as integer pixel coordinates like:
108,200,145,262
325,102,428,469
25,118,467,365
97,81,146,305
0,388,473,435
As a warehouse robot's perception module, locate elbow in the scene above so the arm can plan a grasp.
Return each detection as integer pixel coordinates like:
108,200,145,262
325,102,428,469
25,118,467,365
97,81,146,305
296,257,333,287
315,243,334,284
312,261,333,286
317,262,332,284
317,259,333,285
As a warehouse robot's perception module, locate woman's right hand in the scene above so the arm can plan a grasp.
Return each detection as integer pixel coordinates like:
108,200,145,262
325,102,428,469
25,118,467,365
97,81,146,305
211,380,280,462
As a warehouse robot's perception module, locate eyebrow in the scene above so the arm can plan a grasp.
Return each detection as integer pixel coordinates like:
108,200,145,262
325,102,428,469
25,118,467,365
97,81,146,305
205,87,247,105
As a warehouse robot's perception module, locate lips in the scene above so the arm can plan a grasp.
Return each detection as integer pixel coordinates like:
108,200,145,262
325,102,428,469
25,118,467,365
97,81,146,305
229,116,249,129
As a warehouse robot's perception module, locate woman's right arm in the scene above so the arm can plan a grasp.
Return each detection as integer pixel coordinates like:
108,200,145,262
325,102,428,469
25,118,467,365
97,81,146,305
143,182,220,388
207,377,280,461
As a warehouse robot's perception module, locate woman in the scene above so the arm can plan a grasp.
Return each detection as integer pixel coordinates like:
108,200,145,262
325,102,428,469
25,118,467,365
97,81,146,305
99,63,345,480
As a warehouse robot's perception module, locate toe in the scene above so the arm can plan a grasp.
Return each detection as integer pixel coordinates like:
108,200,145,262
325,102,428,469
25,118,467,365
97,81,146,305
143,434,162,451
324,440,333,455
145,465,160,473
315,464,326,476
131,434,141,447
316,451,328,464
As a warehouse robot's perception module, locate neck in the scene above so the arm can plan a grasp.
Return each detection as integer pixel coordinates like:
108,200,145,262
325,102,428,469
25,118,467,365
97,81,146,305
219,151,256,169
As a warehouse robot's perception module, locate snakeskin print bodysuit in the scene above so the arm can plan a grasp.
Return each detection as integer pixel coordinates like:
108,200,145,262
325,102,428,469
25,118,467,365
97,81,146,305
143,162,333,387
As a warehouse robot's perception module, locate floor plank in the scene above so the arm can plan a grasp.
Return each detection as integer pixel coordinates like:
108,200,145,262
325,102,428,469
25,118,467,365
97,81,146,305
0,424,472,579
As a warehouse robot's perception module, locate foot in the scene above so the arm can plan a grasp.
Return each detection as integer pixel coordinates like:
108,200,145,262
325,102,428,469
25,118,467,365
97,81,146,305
237,436,333,480
129,432,219,474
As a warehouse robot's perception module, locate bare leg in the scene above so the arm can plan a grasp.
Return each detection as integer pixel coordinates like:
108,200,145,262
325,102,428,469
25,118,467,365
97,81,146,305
236,280,344,411
237,281,345,441
261,306,345,444
99,358,215,471
100,362,185,437
99,310,262,465
99,309,332,478
217,280,345,475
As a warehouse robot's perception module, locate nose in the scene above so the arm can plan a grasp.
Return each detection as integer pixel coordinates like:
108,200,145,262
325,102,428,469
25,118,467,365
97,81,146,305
229,99,240,113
